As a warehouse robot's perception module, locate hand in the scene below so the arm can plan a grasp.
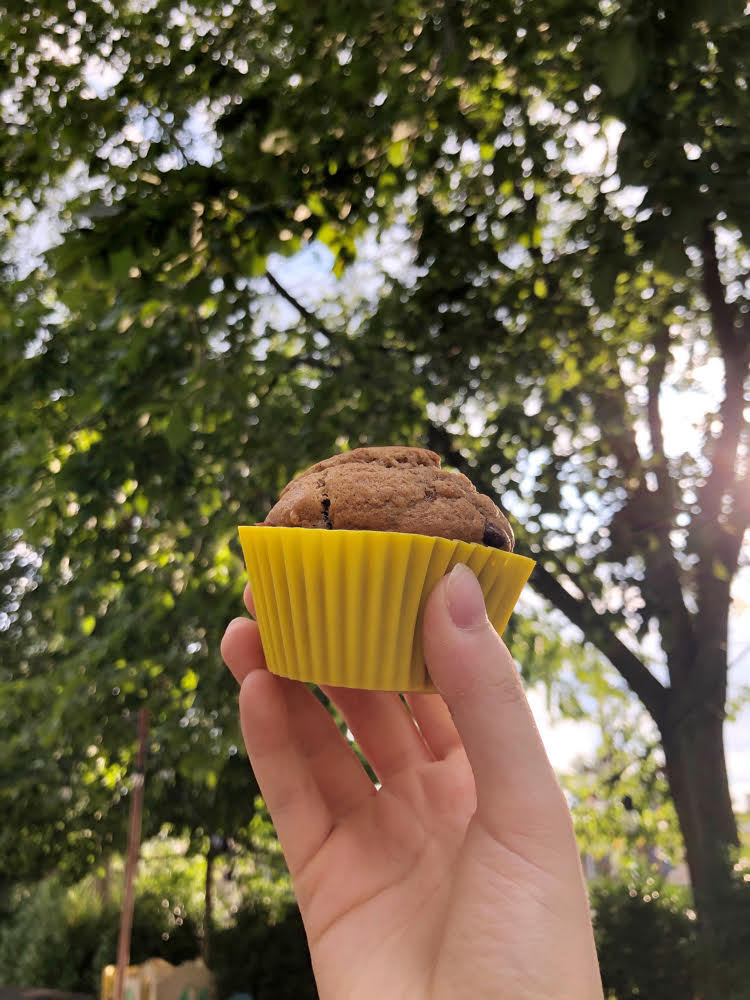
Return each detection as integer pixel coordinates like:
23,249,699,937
221,563,603,1000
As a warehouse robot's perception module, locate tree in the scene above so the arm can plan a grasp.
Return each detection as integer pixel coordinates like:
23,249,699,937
1,0,748,961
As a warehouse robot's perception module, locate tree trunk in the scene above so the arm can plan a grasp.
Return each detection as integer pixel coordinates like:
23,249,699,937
660,702,739,995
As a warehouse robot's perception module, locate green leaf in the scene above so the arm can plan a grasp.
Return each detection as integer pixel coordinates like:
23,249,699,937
700,0,745,24
387,140,407,168
600,31,641,97
108,248,136,282
181,670,198,692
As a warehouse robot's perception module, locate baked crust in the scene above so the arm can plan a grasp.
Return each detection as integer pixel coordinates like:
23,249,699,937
263,446,514,551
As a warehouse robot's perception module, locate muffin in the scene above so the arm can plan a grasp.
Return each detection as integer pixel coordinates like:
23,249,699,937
263,446,515,550
238,447,534,691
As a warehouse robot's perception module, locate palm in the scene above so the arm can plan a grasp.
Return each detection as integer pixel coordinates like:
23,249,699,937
298,750,475,999
222,576,602,1000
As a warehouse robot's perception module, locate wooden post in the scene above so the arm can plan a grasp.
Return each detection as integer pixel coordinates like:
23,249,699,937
114,707,149,1000
203,847,214,969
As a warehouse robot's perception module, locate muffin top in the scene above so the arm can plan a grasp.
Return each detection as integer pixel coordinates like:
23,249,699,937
262,446,514,551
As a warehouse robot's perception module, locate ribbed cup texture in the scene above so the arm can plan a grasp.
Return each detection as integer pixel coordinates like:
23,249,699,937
238,526,535,692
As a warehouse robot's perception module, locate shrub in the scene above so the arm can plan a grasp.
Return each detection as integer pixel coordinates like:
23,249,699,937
211,900,317,1000
0,877,200,994
0,879,82,991
592,874,750,1000
592,881,696,999
694,870,750,1000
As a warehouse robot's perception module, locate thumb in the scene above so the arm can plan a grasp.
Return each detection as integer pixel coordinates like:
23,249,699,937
423,563,567,838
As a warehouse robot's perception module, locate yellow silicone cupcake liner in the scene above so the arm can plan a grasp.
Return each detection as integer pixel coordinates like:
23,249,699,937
238,526,535,692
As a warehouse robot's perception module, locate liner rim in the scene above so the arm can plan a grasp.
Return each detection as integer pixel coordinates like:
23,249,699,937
238,523,536,568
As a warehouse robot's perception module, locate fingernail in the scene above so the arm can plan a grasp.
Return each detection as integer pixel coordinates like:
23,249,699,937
446,563,487,630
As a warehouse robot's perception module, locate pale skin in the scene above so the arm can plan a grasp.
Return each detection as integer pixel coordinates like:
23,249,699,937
221,563,604,1000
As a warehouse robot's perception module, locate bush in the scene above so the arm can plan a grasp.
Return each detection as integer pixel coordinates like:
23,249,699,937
592,881,696,999
0,874,313,999
0,877,200,994
5,869,746,999
211,900,317,1000
592,873,750,1000
0,879,83,991
695,871,750,1000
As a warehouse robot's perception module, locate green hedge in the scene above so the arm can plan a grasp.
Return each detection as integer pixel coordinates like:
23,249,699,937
592,877,750,1000
211,901,316,1000
0,877,314,999
0,878,199,995
2,874,749,999
592,882,696,998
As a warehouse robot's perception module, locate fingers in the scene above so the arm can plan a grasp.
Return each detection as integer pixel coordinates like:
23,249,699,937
225,611,375,835
224,586,462,792
405,692,463,761
278,681,376,817
220,579,260,684
423,564,568,840
239,670,335,876
221,617,265,684
321,687,433,782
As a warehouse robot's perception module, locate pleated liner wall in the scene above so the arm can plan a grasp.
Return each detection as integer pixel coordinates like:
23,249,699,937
239,526,535,692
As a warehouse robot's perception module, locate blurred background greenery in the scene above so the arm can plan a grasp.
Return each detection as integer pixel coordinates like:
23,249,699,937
2,0,750,997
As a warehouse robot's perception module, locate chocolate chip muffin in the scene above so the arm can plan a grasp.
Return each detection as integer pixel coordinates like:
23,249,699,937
263,446,514,552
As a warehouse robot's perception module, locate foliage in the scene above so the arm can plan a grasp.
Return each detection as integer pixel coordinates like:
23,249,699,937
211,901,317,1000
0,877,200,995
592,880,697,999
240,797,296,918
4,867,747,1000
0,837,303,998
0,860,311,999
592,871,750,1000
1,0,748,948
701,854,750,999
563,698,684,879
132,836,212,925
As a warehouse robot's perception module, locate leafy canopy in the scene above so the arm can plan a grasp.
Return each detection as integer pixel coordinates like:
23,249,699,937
1,0,748,886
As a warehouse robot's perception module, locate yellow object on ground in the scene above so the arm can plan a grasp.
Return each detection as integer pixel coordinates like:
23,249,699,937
238,526,535,691
100,958,214,1000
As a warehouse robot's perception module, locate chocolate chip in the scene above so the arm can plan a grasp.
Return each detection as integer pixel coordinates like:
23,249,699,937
321,496,332,529
482,521,511,550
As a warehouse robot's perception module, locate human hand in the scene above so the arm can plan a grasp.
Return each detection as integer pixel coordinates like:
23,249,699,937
221,563,603,1000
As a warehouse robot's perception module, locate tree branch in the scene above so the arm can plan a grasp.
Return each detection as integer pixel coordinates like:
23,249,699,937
700,220,738,358
427,422,669,724
264,270,421,370
646,323,670,486
699,222,747,518
597,363,695,680
695,222,750,624
265,269,333,345
638,324,698,678
591,381,643,482
530,564,667,725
